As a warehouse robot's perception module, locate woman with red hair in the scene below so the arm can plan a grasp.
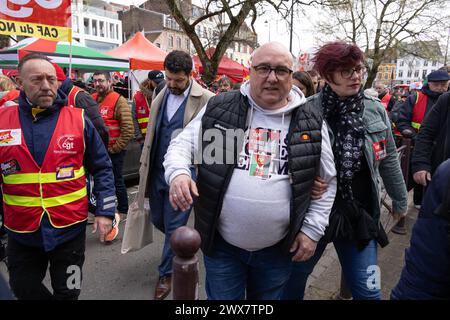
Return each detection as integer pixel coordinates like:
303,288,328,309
282,41,408,300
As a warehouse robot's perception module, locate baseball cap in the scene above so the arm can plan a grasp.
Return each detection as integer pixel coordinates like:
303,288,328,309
53,63,66,81
427,70,450,82
148,70,164,83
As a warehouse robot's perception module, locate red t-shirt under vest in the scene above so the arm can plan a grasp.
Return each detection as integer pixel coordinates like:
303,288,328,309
0,106,87,232
133,91,150,137
92,91,121,149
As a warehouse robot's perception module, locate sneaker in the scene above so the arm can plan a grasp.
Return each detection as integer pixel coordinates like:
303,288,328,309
104,213,120,243
414,204,421,210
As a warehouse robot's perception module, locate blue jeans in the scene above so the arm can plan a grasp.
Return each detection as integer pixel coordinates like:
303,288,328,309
203,233,293,300
149,178,192,277
282,239,380,300
109,150,128,214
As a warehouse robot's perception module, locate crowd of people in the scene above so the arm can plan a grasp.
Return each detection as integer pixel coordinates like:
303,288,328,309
0,40,449,301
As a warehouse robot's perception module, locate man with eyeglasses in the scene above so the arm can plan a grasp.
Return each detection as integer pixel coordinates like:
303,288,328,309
92,71,134,243
394,70,450,209
162,42,337,299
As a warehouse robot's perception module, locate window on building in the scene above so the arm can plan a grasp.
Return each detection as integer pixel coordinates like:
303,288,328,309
92,19,98,36
406,80,410,84
73,16,79,33
155,43,161,48
414,70,419,77
115,25,119,39
422,70,427,79
407,70,412,77
176,37,181,49
423,60,428,66
384,73,388,80
110,23,115,39
400,60,404,67
185,39,190,50
416,60,421,67
238,43,241,52
84,18,89,34
168,36,173,48
377,72,381,79
100,21,105,37
398,71,403,77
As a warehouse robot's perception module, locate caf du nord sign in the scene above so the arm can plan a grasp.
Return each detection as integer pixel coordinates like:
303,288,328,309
0,0,72,41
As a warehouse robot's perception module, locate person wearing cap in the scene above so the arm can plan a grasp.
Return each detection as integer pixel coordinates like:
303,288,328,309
148,69,166,98
412,85,450,190
136,51,214,300
131,71,164,144
53,63,109,148
394,70,450,209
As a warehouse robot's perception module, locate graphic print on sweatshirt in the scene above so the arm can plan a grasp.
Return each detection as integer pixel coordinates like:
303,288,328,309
237,126,288,179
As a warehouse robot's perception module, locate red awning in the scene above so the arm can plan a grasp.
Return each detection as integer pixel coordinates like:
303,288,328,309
193,48,249,83
106,32,167,70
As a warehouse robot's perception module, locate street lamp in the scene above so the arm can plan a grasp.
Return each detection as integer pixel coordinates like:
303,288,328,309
264,20,271,42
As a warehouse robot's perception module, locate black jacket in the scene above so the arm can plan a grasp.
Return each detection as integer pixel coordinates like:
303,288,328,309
60,78,109,147
194,91,323,255
394,85,442,139
412,92,450,175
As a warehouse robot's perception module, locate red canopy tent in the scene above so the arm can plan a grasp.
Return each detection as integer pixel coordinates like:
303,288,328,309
106,32,167,70
193,48,249,83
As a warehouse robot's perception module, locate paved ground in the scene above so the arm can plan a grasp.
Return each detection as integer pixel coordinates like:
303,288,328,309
304,192,417,300
0,183,416,300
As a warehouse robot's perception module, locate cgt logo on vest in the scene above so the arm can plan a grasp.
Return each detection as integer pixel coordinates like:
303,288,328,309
0,129,22,146
55,134,77,154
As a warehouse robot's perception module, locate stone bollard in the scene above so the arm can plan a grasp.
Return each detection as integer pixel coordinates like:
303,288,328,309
171,226,201,300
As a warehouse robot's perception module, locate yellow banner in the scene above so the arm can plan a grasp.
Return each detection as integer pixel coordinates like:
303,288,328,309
0,19,71,42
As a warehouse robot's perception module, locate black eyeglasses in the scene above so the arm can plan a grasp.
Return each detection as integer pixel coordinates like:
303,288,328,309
340,65,367,79
252,64,293,80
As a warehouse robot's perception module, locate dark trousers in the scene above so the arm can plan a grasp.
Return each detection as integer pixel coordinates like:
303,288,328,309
7,232,85,300
413,184,423,206
109,150,129,214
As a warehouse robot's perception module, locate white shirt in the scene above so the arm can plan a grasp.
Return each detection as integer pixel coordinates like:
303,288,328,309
165,81,192,121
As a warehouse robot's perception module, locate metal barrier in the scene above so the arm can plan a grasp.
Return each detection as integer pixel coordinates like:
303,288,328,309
391,129,414,235
171,226,201,300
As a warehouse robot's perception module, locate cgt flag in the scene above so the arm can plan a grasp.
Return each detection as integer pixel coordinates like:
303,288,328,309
0,0,72,42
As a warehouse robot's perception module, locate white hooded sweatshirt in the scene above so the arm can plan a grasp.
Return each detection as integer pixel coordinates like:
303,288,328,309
164,82,337,251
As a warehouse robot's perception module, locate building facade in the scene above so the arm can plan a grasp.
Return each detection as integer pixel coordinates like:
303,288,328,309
71,0,125,51
395,41,444,84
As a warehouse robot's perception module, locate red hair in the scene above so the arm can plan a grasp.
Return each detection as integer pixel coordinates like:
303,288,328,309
313,41,364,84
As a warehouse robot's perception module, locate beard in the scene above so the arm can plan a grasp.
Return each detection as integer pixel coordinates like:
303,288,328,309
168,87,184,95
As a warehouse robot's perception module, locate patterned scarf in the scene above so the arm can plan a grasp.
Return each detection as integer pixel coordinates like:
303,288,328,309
322,84,365,200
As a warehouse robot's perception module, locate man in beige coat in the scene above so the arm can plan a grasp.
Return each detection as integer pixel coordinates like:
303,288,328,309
137,50,214,300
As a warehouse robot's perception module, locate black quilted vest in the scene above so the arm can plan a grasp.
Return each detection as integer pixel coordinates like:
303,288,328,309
195,91,323,255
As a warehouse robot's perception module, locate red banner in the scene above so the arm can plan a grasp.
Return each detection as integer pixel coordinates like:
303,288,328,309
0,0,72,41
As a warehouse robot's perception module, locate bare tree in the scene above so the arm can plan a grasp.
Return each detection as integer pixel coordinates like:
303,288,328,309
314,0,449,88
166,0,322,85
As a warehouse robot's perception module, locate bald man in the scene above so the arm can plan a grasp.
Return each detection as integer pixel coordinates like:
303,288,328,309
0,53,115,299
162,42,337,299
